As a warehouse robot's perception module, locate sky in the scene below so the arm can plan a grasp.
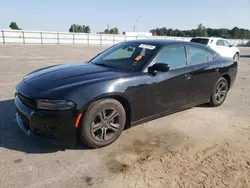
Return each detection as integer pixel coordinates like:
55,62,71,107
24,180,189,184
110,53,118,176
0,0,250,33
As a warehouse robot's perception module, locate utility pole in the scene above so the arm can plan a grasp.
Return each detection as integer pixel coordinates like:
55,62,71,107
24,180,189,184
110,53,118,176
133,16,142,32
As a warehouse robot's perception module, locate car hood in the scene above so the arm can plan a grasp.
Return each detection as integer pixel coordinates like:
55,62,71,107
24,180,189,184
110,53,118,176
23,62,131,91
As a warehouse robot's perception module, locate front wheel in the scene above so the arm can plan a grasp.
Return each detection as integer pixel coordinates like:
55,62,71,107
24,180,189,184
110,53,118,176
233,52,240,61
79,99,126,148
209,77,229,107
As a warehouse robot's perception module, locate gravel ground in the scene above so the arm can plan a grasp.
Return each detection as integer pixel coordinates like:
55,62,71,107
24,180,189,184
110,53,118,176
0,45,250,188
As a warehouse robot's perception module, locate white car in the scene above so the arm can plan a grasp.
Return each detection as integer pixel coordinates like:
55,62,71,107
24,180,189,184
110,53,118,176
190,37,240,60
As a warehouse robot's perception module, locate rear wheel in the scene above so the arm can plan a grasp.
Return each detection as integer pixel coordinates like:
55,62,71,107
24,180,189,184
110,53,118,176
209,77,229,107
233,52,240,61
79,99,126,148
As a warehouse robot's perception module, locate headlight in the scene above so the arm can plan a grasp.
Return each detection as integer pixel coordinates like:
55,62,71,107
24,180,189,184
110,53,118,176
36,99,75,110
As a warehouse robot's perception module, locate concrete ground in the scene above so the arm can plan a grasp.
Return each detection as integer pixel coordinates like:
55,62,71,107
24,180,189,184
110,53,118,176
0,45,250,188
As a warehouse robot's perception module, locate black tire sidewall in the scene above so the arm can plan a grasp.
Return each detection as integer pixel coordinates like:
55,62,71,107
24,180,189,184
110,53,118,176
80,99,126,148
210,77,228,107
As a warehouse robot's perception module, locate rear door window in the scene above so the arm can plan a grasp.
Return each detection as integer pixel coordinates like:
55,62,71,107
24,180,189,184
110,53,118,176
207,50,215,61
188,46,214,65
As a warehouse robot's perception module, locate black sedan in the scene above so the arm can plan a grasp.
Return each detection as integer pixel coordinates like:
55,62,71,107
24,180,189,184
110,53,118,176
15,40,237,148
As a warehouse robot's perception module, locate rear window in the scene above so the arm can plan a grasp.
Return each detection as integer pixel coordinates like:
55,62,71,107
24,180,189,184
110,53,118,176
190,38,209,45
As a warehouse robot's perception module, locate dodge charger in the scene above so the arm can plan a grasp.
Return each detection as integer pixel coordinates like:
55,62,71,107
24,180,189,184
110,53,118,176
15,40,238,148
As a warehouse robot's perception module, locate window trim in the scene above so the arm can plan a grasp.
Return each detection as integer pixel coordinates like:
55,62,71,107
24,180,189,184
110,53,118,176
186,44,216,66
143,44,188,72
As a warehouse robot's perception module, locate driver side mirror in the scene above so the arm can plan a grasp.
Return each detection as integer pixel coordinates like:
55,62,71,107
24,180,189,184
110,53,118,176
148,63,170,75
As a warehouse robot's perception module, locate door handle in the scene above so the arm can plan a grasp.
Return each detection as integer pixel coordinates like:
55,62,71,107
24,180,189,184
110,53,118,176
184,74,191,80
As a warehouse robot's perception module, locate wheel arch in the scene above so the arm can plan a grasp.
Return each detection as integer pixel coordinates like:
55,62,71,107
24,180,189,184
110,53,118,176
79,93,132,130
222,74,231,90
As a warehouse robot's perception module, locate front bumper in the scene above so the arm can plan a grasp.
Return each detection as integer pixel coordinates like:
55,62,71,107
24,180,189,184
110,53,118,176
15,95,78,146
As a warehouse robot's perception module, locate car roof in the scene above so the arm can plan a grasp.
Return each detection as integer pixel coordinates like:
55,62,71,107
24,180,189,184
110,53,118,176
125,39,209,48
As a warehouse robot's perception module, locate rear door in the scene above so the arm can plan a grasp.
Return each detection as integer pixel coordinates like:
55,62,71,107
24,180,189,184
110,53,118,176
187,45,221,104
145,45,193,116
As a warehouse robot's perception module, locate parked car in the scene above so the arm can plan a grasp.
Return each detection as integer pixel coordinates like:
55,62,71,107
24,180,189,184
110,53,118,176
190,37,240,60
15,40,238,148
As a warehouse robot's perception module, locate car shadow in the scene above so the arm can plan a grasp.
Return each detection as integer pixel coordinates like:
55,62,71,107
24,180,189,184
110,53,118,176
0,98,90,154
240,55,250,58
196,103,209,108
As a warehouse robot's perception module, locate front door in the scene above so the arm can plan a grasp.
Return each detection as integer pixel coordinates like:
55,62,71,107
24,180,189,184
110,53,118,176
145,45,192,117
216,39,233,58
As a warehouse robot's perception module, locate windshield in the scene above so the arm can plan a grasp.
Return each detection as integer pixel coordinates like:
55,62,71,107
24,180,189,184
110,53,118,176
190,38,209,45
91,42,158,72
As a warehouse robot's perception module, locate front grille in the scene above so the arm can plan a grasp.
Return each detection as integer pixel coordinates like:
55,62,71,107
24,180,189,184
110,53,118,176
18,93,36,109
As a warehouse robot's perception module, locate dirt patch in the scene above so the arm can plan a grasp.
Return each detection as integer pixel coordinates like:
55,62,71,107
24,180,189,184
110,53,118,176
106,129,187,175
82,176,93,186
105,138,250,188
13,158,23,164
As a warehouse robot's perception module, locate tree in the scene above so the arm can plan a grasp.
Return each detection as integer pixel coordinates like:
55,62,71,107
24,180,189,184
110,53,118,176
103,27,119,34
196,23,208,37
83,25,90,33
149,24,250,39
230,27,241,39
69,24,90,33
9,22,21,30
104,29,109,34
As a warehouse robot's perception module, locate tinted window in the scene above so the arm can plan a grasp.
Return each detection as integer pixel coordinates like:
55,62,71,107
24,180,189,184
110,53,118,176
154,46,187,69
189,46,214,65
216,40,224,46
223,40,231,47
190,38,209,45
91,42,158,72
207,51,214,61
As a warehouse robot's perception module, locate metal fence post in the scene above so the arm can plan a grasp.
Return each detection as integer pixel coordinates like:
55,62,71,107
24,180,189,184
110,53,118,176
2,30,5,44
40,32,43,44
87,34,90,45
22,31,25,44
113,35,115,45
57,32,59,44
73,33,75,45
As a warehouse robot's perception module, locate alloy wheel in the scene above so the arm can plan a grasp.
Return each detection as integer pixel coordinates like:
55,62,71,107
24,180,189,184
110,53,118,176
91,108,121,142
215,82,227,103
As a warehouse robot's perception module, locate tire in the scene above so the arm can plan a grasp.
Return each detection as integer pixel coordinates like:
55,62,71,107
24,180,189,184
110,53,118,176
233,52,240,61
209,77,229,107
79,99,126,148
